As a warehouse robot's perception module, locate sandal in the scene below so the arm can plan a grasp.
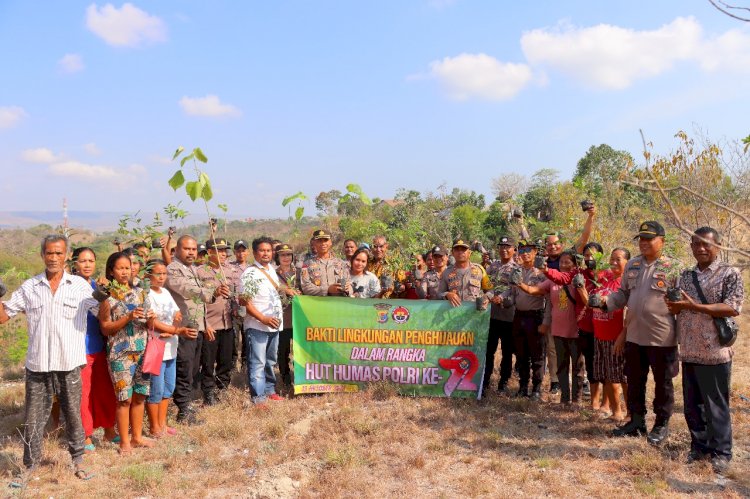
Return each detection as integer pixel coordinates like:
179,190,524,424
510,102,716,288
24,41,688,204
74,467,95,481
165,427,177,436
84,443,96,453
109,435,121,444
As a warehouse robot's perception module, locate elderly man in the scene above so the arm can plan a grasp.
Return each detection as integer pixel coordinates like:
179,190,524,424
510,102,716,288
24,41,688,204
367,235,404,298
166,235,228,424
0,235,96,481
595,221,682,445
666,227,744,474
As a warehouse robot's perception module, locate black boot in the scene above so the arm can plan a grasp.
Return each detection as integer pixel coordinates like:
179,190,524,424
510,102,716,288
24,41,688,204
514,385,530,398
647,420,669,446
612,414,646,437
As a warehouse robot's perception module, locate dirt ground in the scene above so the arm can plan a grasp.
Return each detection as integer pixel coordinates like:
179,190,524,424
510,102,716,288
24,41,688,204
1,320,749,498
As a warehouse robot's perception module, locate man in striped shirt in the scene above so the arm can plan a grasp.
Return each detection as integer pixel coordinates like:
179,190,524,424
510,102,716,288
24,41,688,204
0,235,97,481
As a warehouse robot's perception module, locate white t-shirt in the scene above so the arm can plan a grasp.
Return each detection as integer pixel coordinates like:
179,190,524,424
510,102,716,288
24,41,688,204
240,262,283,332
148,288,180,360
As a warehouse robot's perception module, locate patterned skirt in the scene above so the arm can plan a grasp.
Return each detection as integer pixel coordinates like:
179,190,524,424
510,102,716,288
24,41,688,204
593,338,626,384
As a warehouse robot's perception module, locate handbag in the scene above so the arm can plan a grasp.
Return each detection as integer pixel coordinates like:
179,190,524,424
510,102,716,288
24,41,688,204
691,271,738,347
142,328,166,375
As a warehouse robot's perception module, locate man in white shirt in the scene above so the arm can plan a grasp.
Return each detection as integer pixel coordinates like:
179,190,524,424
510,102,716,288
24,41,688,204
239,236,284,404
0,235,96,480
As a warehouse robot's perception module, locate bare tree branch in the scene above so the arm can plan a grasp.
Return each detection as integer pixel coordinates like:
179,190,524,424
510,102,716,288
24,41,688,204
707,0,750,21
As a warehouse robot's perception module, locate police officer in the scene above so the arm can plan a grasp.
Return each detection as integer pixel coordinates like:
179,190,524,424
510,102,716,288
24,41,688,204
502,239,548,400
232,240,250,273
592,221,681,445
417,246,448,300
483,235,519,393
437,238,492,306
300,229,352,296
230,239,249,369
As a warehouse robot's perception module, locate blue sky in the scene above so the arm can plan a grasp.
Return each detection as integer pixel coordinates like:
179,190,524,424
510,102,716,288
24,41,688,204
1,1,748,222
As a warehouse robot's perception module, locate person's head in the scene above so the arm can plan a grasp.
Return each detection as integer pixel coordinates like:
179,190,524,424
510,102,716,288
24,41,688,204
234,240,249,263
122,248,142,279
206,238,229,266
40,234,68,274
691,226,721,267
414,253,426,269
481,252,491,263
145,259,167,289
72,247,96,280
635,221,665,260
497,235,516,263
559,251,576,272
133,241,150,261
252,236,275,265
196,243,208,264
350,248,370,275
343,239,357,259
517,240,537,267
609,247,631,277
424,251,435,270
274,243,295,267
105,252,132,285
176,235,198,264
544,232,563,258
451,239,471,265
311,229,332,257
583,242,604,263
372,235,388,261
431,245,448,269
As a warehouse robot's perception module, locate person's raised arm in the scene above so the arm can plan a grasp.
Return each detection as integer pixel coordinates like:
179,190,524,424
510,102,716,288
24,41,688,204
573,205,596,254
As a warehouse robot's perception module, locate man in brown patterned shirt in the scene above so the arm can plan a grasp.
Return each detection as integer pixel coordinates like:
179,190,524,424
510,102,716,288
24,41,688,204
666,227,744,474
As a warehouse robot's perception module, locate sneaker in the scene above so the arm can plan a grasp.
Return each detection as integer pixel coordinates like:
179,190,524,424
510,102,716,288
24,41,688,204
686,450,708,464
549,382,560,395
514,387,530,398
267,393,284,401
582,379,591,397
646,423,669,446
530,390,542,402
176,408,203,426
711,455,730,475
204,393,218,407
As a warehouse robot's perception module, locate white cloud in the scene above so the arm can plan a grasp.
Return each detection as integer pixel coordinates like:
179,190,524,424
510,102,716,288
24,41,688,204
48,161,144,185
83,142,101,155
86,3,167,48
0,106,27,129
58,53,85,73
179,95,242,117
21,148,62,164
521,16,750,90
426,53,533,101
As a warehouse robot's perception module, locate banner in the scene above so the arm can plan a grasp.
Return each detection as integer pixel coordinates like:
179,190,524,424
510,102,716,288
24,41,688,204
292,296,490,399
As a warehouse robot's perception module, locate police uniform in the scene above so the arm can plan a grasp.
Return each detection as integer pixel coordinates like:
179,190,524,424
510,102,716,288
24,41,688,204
300,230,352,296
483,235,520,391
417,245,448,300
436,239,493,301
605,221,682,441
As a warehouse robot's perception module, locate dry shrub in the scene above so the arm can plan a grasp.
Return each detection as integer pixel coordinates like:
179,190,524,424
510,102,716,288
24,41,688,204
120,462,164,490
323,443,362,469
366,381,399,401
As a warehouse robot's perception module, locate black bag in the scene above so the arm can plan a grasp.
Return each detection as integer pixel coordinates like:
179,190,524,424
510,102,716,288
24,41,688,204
691,271,738,347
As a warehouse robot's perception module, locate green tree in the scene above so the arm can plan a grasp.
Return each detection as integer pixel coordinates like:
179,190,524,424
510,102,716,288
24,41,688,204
573,144,634,197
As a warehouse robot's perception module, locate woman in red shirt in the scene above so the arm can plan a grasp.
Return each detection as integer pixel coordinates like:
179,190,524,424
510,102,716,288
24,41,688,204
580,247,630,422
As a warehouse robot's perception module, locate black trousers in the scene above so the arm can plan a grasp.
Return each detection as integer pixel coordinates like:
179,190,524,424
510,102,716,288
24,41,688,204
683,361,732,459
512,310,546,391
201,328,235,396
174,332,204,411
483,319,514,390
624,342,678,424
278,328,293,385
554,336,583,403
24,368,85,468
578,329,597,383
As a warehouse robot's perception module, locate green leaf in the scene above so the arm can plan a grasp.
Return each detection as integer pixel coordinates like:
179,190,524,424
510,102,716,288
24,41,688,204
198,172,210,189
346,183,372,205
168,170,185,191
217,203,228,213
282,191,307,207
172,146,185,161
180,152,195,167
194,147,208,163
201,182,213,202
295,206,304,221
185,181,202,201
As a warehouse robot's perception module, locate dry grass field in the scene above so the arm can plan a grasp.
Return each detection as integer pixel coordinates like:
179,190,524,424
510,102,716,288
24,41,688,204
0,319,749,498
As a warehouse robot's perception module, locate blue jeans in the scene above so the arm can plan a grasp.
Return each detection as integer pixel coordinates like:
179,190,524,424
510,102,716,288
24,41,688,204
245,328,279,403
147,358,176,404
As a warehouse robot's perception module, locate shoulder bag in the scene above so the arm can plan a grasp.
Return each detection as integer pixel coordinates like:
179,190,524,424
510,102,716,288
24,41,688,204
691,271,738,347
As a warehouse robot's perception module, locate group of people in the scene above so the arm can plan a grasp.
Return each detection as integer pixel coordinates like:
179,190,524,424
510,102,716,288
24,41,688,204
0,202,743,482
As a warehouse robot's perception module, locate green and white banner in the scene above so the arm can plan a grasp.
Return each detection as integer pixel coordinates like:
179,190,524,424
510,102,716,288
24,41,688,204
292,296,490,399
